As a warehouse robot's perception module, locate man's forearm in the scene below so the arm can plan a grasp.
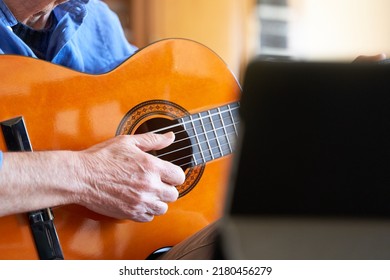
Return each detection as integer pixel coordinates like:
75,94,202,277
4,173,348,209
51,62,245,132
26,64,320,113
0,151,80,217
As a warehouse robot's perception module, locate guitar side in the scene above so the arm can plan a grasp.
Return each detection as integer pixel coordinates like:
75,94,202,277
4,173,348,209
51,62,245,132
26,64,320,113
0,38,241,259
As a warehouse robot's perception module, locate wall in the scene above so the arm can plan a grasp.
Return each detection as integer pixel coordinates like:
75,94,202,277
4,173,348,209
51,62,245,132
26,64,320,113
103,0,133,40
105,0,390,68
288,0,390,61
129,0,258,80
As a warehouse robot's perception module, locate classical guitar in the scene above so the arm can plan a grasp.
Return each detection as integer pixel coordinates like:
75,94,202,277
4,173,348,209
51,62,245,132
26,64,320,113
0,38,241,259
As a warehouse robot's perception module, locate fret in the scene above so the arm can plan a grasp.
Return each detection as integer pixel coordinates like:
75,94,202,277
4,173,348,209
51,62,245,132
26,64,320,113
191,114,210,163
198,111,214,161
178,102,240,166
217,106,232,155
229,103,240,144
221,103,240,153
210,107,230,157
230,102,240,135
208,108,224,158
180,115,200,166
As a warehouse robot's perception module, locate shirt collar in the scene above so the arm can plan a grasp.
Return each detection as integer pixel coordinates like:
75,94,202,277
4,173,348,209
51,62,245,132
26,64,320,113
0,0,18,27
55,0,89,21
0,0,90,27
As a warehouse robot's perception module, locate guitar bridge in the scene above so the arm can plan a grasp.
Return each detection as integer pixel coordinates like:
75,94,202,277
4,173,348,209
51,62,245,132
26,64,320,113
0,116,64,260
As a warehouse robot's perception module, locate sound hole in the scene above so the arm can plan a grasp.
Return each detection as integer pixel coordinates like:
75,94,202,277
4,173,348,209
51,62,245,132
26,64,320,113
134,118,193,171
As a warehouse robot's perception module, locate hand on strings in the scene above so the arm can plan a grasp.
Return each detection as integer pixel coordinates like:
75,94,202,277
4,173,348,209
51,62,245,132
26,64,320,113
75,132,186,222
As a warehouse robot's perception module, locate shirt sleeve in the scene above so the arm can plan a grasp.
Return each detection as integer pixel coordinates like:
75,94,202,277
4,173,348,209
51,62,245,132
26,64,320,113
0,151,3,169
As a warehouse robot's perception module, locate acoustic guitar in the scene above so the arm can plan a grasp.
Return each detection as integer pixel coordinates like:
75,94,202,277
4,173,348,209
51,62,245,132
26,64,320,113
0,38,241,259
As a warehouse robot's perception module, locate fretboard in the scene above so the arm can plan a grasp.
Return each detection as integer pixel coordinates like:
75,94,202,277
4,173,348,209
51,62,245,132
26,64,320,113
179,102,240,166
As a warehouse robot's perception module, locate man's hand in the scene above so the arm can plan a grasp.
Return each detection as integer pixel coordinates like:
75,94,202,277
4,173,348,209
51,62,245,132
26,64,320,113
353,53,387,63
75,132,186,222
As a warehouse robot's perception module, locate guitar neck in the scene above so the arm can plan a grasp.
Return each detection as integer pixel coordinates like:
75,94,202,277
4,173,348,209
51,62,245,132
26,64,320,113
179,102,240,166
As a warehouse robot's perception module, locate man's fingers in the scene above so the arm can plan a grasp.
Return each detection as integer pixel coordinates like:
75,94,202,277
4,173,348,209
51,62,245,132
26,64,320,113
158,184,179,203
353,53,387,63
133,132,175,152
130,132,186,186
148,201,169,216
159,161,186,186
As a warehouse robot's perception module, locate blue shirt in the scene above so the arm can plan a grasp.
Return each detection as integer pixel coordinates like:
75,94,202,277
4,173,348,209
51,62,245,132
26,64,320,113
0,0,138,168
0,0,138,73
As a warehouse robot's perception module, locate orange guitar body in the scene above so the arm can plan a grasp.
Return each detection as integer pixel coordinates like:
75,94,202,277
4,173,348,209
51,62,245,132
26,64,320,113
0,39,241,259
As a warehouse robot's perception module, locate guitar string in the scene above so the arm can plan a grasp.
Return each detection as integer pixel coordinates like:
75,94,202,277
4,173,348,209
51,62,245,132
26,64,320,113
125,105,240,156
167,130,238,169
147,106,240,150
147,103,240,134
151,109,240,166
122,104,240,168
156,121,239,160
157,112,239,148
144,108,240,159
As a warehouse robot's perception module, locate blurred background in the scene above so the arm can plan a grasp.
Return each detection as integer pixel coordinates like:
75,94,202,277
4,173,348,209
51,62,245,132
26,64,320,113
103,0,390,82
